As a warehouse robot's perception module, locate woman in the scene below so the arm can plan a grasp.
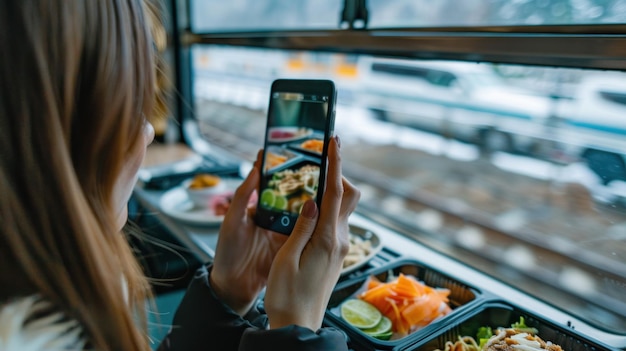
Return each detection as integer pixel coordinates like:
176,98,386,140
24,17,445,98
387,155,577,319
0,1,360,350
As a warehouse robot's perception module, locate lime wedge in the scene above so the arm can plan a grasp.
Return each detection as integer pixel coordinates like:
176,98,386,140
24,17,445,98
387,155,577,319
373,330,393,340
362,316,392,338
273,194,288,211
260,189,275,208
340,299,382,329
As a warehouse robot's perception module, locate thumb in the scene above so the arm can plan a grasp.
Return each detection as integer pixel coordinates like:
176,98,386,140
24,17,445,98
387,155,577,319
281,200,319,255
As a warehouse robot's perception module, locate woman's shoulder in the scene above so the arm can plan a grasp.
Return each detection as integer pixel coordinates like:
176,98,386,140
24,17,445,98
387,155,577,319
0,295,87,351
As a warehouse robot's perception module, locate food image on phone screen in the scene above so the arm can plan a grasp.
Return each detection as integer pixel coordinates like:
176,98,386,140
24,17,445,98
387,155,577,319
256,79,336,235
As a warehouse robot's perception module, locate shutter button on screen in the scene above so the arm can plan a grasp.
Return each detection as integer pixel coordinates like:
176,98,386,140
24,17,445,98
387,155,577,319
280,216,290,227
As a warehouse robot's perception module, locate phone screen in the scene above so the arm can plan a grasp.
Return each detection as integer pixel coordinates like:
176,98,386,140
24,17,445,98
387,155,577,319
256,80,335,234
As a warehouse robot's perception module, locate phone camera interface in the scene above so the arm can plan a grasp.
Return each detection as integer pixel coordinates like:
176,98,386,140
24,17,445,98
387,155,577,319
260,91,330,218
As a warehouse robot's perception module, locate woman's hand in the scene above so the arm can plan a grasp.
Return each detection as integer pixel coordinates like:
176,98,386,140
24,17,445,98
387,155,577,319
210,151,288,316
263,136,361,331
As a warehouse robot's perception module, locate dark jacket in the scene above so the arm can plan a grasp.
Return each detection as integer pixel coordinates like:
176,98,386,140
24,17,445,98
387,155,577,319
157,265,350,351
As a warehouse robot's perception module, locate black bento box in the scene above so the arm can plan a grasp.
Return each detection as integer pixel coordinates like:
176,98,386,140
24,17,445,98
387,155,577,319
325,259,483,350
403,301,619,351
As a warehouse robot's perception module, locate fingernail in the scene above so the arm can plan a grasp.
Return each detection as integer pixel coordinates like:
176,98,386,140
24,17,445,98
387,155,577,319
335,135,341,149
301,200,318,218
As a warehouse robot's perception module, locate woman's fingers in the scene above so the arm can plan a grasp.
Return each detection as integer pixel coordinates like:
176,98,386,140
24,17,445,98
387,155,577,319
280,200,319,261
254,149,264,171
317,136,343,230
227,165,259,219
339,177,360,219
224,149,263,220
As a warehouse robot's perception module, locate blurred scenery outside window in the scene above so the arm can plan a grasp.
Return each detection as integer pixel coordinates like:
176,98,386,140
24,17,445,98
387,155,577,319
191,0,626,32
366,0,626,27
187,0,626,336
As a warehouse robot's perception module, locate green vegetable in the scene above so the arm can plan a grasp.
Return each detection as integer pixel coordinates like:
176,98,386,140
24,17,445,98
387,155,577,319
477,326,492,349
474,317,539,349
511,316,527,329
511,316,538,334
476,326,492,339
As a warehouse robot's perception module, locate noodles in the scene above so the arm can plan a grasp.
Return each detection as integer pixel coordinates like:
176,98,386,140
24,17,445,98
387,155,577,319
436,336,481,351
436,329,564,351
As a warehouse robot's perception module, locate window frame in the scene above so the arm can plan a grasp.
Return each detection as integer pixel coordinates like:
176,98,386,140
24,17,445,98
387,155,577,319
167,1,626,139
186,25,626,70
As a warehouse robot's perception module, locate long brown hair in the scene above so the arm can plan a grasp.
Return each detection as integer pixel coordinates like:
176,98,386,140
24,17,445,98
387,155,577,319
0,1,156,350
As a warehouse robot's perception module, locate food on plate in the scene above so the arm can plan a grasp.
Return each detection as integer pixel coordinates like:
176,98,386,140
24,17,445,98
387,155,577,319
343,233,374,268
356,273,452,336
209,190,257,216
300,139,324,153
188,173,221,189
184,174,226,208
209,192,233,216
264,151,288,170
434,317,564,351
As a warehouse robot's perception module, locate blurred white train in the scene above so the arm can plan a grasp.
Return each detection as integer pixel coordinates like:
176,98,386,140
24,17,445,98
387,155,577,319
192,47,626,203
355,56,626,197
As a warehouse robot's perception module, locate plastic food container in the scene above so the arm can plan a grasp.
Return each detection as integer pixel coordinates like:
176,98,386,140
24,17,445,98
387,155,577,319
263,145,301,172
326,259,482,350
403,301,618,351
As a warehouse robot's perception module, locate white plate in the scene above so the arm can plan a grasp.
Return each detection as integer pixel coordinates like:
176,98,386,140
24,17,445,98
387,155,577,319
159,178,242,226
341,225,383,276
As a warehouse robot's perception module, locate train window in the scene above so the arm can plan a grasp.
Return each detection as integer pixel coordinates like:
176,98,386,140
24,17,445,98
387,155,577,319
162,0,626,347
188,44,626,335
188,0,626,31
189,0,342,32
366,0,626,27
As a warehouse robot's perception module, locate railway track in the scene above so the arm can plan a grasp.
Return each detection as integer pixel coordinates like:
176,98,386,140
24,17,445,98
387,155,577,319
344,163,626,327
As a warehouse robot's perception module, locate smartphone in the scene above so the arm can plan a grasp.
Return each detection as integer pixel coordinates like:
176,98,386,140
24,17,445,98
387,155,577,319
255,79,337,235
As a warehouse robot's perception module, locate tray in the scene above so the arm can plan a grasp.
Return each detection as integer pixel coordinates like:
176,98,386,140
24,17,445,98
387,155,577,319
341,224,383,276
288,137,326,157
264,145,302,172
326,259,482,350
403,301,619,351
